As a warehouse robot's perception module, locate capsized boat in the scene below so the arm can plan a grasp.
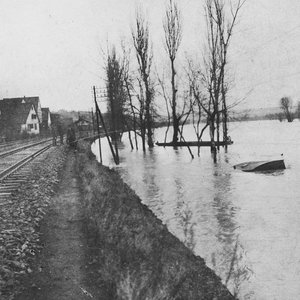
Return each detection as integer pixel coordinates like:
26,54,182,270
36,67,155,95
233,159,285,172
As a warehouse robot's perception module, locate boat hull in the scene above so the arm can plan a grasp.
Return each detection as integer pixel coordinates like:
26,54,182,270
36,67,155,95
234,159,286,172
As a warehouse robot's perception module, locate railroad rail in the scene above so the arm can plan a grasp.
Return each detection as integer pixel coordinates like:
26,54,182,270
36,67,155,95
0,138,50,154
0,143,52,201
0,136,42,149
0,138,52,159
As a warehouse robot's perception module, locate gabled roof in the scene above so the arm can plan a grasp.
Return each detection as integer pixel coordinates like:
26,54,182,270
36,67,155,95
0,100,36,131
2,96,40,107
2,97,41,121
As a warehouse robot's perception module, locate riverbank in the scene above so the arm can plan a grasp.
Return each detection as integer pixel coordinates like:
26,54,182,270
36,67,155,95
77,141,235,299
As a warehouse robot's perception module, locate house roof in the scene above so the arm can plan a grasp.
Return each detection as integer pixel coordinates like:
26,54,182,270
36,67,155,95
2,96,40,107
0,100,36,131
74,116,91,125
2,97,41,122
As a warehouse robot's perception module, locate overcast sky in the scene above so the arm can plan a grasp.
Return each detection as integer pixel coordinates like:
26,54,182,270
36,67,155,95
0,0,300,112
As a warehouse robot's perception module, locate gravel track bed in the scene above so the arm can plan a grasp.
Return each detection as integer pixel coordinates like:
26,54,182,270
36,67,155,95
0,146,67,300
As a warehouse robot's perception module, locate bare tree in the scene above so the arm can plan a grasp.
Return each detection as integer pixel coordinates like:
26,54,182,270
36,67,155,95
132,9,155,148
280,96,293,122
214,0,245,144
121,45,138,150
190,93,210,156
187,58,214,153
163,0,182,144
158,69,194,157
157,72,171,144
198,0,245,152
121,44,148,151
105,46,127,142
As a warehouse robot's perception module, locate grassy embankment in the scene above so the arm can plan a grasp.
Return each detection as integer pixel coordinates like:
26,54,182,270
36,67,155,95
76,141,235,300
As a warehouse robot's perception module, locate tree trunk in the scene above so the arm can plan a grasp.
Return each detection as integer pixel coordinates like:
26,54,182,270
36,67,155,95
216,108,220,151
141,127,146,151
145,89,154,147
209,117,216,153
171,59,178,144
222,100,228,151
172,116,179,144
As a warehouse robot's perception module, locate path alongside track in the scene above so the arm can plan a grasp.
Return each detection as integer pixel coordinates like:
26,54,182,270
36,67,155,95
15,152,105,300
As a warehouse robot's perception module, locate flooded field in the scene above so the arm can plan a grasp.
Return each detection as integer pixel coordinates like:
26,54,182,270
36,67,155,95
92,120,300,299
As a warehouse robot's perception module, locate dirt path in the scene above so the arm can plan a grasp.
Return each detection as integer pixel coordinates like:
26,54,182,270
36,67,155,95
15,152,102,300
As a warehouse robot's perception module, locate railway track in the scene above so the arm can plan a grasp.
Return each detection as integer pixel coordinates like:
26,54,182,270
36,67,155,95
0,138,52,157
0,142,52,202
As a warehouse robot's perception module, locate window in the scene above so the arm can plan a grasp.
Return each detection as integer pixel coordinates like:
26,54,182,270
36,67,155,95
32,114,37,119
28,124,34,130
34,124,37,130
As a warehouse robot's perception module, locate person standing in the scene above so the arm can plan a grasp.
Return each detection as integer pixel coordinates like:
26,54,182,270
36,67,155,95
57,123,64,145
67,126,77,149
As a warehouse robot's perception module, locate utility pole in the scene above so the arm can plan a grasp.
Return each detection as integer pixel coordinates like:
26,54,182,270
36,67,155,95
93,86,119,165
93,87,102,164
91,108,95,136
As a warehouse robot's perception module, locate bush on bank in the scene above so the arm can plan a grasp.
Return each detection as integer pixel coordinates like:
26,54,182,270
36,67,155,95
76,141,235,300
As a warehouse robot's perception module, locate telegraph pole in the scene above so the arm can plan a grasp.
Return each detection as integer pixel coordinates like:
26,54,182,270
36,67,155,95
91,108,95,136
93,87,102,164
93,86,119,165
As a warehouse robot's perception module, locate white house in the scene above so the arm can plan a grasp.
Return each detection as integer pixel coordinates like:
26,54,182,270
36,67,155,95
20,104,40,134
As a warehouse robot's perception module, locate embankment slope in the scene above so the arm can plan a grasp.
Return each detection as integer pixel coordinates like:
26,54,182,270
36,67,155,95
77,141,235,299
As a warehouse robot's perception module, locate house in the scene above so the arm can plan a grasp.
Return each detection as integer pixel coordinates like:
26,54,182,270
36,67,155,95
74,116,93,131
0,99,40,140
41,107,52,132
2,96,42,124
50,113,73,133
74,116,93,138
50,113,61,127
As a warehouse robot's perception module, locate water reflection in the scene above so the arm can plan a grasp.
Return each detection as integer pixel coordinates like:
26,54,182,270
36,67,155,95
210,162,253,297
175,200,196,251
142,150,164,219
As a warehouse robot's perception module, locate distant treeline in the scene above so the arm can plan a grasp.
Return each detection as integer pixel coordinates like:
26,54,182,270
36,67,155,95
230,111,300,122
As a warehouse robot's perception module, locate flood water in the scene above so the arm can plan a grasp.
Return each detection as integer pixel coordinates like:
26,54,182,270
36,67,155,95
92,120,300,300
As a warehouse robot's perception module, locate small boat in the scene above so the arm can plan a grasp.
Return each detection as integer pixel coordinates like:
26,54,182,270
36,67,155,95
233,159,285,172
